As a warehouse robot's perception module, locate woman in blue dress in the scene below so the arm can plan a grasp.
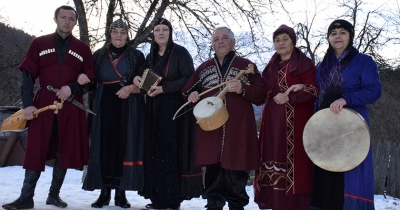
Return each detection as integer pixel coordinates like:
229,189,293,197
310,19,382,210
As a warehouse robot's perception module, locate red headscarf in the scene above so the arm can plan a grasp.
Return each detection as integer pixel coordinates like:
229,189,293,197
263,24,312,89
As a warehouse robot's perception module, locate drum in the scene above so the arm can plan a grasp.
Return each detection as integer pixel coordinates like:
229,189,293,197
303,108,370,172
193,96,229,131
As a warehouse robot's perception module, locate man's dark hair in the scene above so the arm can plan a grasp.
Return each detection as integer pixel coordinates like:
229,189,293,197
54,5,78,20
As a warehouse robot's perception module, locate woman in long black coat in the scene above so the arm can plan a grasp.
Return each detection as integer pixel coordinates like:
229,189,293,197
80,19,146,209
133,18,203,210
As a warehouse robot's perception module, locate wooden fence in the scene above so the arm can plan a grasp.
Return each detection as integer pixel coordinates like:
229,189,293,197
373,140,400,198
0,107,27,167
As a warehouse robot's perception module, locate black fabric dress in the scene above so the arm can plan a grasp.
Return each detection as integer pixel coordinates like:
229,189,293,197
83,44,146,191
138,43,203,208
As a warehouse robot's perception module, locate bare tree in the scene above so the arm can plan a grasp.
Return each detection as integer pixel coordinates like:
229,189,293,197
0,22,34,106
338,0,392,63
271,0,400,67
72,0,274,65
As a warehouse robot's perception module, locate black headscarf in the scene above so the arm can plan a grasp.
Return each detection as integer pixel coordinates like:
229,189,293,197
148,18,175,76
327,19,355,43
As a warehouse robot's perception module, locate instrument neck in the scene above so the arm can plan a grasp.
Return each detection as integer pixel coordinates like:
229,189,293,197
216,71,246,99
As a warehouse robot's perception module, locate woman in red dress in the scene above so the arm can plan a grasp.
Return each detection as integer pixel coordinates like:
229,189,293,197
254,24,318,210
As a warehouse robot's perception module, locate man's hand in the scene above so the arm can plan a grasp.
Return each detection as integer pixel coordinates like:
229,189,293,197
24,106,37,120
56,86,72,101
77,73,90,85
188,91,200,103
227,80,243,94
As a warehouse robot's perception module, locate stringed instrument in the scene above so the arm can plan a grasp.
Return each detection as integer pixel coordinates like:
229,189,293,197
173,64,254,131
0,101,63,132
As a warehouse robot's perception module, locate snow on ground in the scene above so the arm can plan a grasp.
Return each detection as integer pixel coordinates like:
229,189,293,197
0,166,399,209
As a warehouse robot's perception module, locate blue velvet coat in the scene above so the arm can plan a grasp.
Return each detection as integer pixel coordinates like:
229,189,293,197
315,53,382,209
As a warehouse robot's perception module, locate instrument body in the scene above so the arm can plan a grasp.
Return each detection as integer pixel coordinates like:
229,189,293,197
191,64,254,131
139,69,162,94
303,108,370,172
193,96,229,131
1,101,63,132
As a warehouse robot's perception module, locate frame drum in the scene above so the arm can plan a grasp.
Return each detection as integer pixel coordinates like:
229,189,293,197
303,108,370,172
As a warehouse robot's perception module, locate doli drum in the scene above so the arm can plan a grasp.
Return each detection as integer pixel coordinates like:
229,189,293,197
172,64,255,131
303,108,370,172
193,96,229,131
191,64,254,131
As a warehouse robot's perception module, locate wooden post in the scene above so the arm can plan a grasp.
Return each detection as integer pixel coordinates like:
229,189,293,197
0,132,19,167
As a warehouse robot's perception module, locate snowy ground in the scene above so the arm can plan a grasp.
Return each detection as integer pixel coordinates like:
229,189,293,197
0,166,399,210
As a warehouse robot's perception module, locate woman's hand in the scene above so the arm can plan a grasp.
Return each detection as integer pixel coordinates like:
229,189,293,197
77,73,90,85
284,84,304,95
147,85,163,97
330,98,346,114
131,84,140,93
133,76,142,87
116,85,133,99
188,91,200,103
273,93,289,105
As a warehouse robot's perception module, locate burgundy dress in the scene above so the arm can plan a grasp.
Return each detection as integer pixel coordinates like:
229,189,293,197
254,58,317,209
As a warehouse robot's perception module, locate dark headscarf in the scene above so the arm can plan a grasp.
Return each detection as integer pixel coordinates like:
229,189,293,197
110,19,129,30
94,19,131,75
263,24,312,89
108,19,130,43
317,19,359,110
148,17,175,76
273,24,297,47
327,19,354,39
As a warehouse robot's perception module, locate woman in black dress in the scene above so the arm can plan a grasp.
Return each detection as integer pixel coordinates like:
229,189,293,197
133,18,203,210
81,19,146,209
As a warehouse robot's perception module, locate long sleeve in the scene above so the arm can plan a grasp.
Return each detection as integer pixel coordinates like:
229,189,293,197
242,64,267,106
21,69,35,108
288,61,318,105
162,46,194,94
342,54,382,106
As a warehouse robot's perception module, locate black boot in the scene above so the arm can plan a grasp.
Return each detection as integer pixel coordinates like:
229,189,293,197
2,170,41,210
114,188,131,208
46,155,68,208
91,187,111,208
